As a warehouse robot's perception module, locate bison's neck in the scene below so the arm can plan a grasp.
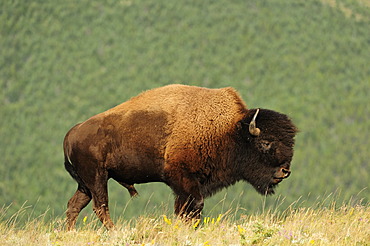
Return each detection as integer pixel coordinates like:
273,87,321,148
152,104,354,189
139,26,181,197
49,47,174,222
196,143,244,198
199,172,240,198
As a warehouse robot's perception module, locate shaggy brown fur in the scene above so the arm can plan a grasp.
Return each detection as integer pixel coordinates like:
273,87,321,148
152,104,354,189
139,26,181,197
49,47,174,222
64,84,297,230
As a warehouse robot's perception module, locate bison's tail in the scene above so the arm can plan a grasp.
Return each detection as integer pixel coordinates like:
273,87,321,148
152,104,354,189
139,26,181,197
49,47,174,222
64,152,90,194
64,132,90,194
64,153,78,183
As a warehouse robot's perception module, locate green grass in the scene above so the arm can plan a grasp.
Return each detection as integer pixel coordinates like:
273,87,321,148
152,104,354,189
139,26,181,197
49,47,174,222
0,0,369,224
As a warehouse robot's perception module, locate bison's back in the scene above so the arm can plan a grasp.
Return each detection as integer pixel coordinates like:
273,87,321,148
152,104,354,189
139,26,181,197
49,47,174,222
104,84,247,137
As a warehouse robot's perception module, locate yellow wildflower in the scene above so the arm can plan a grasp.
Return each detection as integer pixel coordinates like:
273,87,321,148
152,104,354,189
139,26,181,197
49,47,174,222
193,219,201,229
204,217,211,224
237,225,246,235
174,221,180,229
163,215,172,225
216,214,222,223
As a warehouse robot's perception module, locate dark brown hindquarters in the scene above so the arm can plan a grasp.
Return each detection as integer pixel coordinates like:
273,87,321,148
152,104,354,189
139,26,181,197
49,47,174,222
64,132,115,230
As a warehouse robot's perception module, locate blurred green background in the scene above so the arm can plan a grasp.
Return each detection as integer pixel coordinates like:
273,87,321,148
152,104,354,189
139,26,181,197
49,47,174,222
1,0,369,223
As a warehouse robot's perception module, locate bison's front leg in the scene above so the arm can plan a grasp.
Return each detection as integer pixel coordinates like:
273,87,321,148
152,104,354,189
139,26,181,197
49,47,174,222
165,168,204,220
90,170,115,230
93,203,114,229
174,194,204,220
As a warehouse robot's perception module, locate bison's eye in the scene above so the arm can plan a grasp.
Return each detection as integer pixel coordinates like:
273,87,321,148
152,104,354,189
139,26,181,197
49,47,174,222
260,140,272,152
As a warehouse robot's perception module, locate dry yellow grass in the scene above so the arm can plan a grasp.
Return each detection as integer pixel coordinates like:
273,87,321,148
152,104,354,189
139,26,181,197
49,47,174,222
1,202,369,246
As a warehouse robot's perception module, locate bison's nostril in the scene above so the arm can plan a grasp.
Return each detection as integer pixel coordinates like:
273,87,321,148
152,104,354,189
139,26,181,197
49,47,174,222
282,168,291,178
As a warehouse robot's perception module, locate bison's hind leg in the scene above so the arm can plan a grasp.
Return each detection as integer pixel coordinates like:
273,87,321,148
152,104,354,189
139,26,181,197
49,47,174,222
118,182,139,197
66,186,92,230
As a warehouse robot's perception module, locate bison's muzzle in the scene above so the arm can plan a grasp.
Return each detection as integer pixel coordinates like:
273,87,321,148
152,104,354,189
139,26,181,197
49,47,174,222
273,167,291,184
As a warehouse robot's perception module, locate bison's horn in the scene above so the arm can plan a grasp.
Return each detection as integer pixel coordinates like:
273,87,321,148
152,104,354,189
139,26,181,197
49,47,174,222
249,109,261,136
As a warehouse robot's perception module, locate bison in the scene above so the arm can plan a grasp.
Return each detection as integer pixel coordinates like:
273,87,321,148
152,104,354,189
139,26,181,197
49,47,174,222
64,84,297,230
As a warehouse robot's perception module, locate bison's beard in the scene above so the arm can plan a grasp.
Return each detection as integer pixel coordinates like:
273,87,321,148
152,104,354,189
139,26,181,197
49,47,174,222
253,181,279,196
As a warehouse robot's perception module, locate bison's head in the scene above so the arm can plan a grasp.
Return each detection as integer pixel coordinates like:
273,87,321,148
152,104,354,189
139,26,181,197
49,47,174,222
239,108,297,195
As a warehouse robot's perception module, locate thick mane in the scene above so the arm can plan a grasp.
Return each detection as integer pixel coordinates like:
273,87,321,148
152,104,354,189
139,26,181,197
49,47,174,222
163,85,247,152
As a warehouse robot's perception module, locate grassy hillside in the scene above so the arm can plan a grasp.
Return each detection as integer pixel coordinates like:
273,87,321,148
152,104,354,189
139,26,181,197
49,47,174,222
0,0,369,225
